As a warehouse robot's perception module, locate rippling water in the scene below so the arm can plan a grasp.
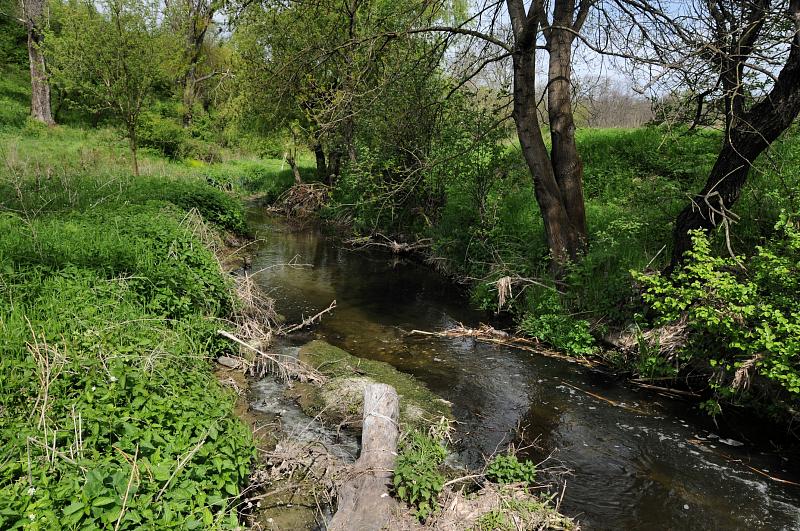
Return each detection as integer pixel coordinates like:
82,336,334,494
247,209,800,530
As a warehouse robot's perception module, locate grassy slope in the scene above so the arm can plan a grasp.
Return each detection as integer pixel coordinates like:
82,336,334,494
0,69,280,529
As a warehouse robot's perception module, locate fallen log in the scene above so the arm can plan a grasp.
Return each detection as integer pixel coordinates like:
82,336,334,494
329,383,401,531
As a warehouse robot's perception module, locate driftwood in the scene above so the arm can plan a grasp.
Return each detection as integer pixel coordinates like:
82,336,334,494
280,299,337,334
346,234,432,255
409,324,598,368
329,383,401,531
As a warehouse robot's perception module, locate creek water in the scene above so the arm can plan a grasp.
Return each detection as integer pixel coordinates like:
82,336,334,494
246,209,800,530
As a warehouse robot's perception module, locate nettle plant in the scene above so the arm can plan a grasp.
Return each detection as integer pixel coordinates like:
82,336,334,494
485,454,537,485
392,430,447,521
634,214,800,413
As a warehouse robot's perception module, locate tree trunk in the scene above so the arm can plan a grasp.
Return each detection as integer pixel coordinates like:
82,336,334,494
130,134,140,177
328,383,400,531
511,46,579,268
327,149,343,186
286,153,303,185
314,142,327,182
547,3,587,247
24,0,54,125
671,23,800,266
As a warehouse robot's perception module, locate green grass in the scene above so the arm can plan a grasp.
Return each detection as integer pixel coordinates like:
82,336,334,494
0,111,261,528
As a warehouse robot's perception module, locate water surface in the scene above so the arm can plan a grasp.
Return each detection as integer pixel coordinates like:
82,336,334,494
248,210,800,530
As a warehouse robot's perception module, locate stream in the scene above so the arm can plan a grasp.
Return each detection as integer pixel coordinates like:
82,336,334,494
246,208,800,530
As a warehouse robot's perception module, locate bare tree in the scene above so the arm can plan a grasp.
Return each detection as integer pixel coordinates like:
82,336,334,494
597,0,800,265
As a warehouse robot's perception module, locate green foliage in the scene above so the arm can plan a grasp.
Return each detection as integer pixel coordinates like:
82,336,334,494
518,290,596,355
0,5,28,67
0,181,253,528
138,110,188,159
393,430,447,520
634,219,800,410
485,454,537,486
0,65,30,129
46,0,178,171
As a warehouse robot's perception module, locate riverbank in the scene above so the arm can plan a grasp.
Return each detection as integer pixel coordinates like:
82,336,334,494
0,122,578,529
0,133,258,527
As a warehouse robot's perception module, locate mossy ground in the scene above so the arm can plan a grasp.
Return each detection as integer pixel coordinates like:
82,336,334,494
295,340,452,430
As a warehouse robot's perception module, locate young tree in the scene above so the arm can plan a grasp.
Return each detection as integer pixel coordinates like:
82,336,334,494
47,0,170,175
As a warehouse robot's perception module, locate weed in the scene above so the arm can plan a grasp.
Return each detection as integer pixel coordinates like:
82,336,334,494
485,454,537,486
393,430,447,521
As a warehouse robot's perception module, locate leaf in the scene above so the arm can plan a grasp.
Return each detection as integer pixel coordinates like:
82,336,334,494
63,501,86,516
92,496,117,508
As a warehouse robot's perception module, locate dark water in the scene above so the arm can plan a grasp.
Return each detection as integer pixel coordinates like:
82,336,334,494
247,210,800,530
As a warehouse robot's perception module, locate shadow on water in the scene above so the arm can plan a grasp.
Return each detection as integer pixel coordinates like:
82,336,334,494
247,209,800,531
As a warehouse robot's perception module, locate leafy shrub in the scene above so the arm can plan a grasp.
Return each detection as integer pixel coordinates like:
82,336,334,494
138,111,188,159
634,217,800,413
518,290,596,355
0,182,253,528
393,430,447,520
485,454,537,485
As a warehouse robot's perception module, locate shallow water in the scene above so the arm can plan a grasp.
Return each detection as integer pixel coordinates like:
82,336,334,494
247,209,800,530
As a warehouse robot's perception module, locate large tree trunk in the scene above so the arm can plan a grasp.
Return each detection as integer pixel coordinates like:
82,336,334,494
180,13,211,126
24,0,54,125
547,1,587,247
511,46,579,268
671,20,800,266
327,149,343,186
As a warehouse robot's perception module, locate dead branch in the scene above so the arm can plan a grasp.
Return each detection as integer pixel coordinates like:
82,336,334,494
281,300,337,334
217,329,326,384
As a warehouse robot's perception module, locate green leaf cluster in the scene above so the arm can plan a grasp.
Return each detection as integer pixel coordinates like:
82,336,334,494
634,215,800,410
485,454,536,486
393,431,447,521
0,179,254,529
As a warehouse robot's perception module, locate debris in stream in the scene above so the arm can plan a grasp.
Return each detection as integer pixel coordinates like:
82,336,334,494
270,183,330,217
409,324,599,368
345,233,432,254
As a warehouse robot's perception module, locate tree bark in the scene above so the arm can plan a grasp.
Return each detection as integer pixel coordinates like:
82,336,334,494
24,0,54,125
129,134,140,177
327,149,343,186
547,0,587,247
286,153,303,185
512,45,578,267
314,142,327,182
328,383,400,531
671,13,800,266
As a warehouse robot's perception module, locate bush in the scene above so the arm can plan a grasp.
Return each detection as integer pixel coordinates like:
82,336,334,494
518,290,596,355
485,454,537,485
138,111,188,159
634,217,800,415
